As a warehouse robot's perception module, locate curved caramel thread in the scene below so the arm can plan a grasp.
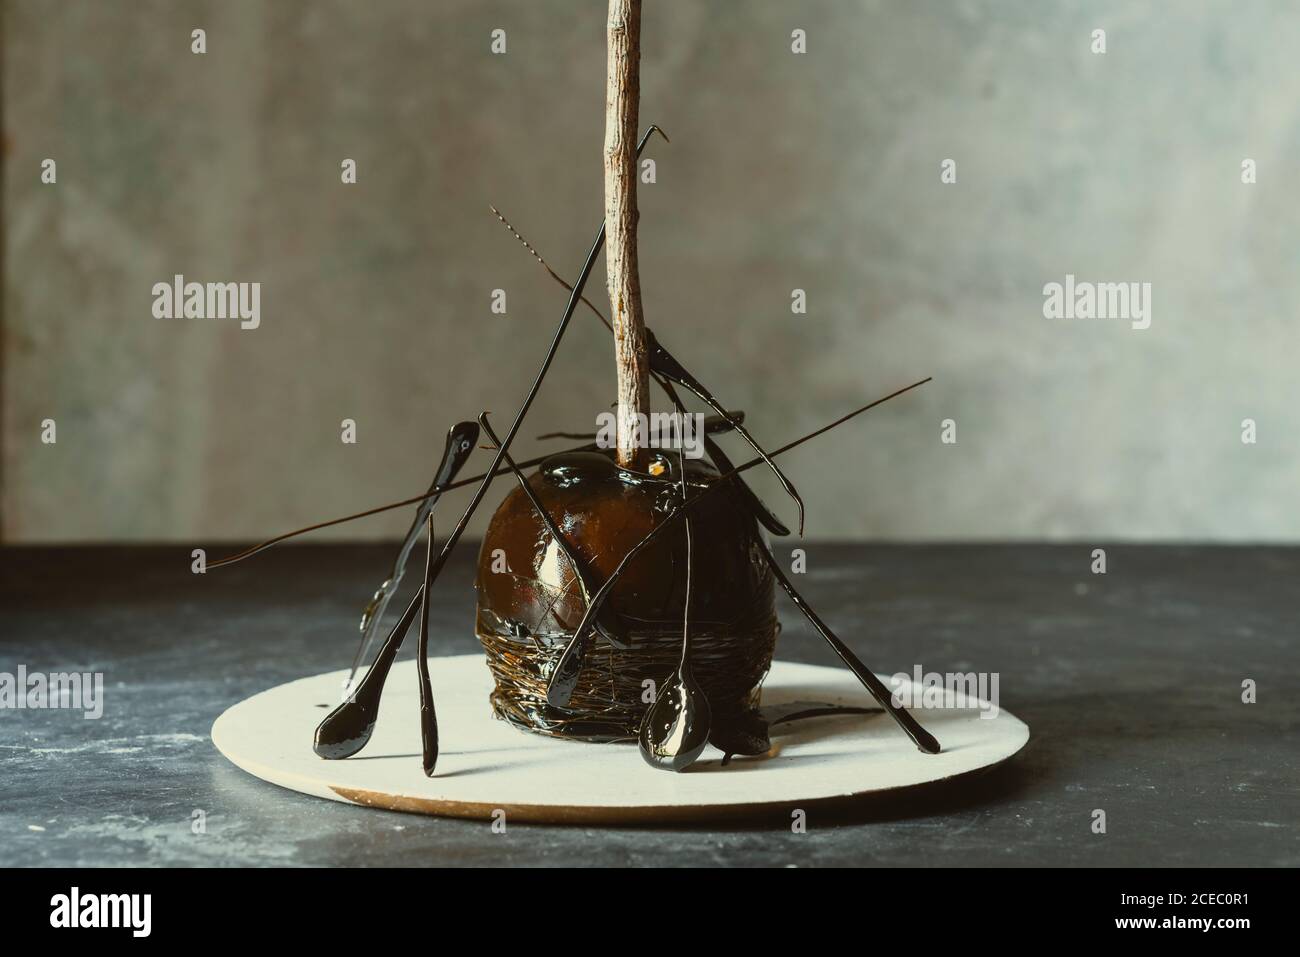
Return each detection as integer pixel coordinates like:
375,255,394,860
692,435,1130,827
544,377,940,756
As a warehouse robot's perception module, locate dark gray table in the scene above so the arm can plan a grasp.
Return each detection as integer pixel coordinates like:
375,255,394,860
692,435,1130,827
2,544,1296,867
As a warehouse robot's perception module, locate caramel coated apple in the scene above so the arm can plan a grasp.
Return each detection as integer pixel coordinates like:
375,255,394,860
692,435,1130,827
475,449,777,740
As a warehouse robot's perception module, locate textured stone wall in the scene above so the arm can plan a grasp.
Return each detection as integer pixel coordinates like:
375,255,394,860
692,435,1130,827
5,0,1297,542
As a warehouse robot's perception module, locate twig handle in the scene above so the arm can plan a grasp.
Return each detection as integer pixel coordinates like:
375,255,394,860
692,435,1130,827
605,0,650,468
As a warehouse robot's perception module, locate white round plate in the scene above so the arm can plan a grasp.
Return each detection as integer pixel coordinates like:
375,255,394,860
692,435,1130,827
212,655,1029,824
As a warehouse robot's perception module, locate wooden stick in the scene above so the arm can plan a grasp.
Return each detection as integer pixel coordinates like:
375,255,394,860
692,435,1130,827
604,0,651,469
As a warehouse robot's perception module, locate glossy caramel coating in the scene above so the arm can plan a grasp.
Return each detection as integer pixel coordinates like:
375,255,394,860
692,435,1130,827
475,449,778,739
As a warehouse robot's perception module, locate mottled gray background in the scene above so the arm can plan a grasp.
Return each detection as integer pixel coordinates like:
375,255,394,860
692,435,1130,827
4,0,1298,544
